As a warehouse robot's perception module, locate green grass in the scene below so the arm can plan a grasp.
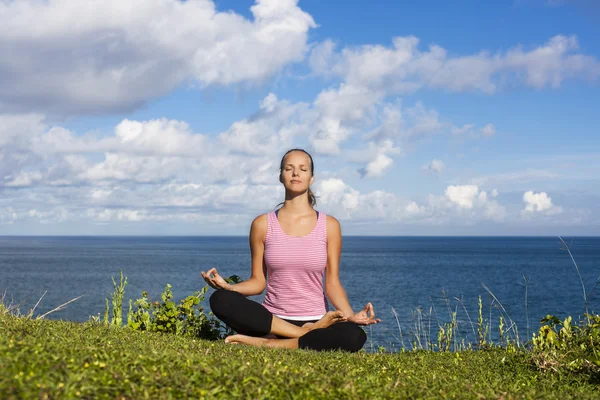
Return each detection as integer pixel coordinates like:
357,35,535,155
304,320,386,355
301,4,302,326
1,313,599,399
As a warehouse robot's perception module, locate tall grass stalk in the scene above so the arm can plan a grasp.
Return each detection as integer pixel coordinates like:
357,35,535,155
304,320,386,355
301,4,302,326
27,291,47,318
36,295,84,320
427,306,433,350
0,289,82,320
520,275,531,343
454,296,477,339
482,283,520,346
391,306,406,350
559,236,589,319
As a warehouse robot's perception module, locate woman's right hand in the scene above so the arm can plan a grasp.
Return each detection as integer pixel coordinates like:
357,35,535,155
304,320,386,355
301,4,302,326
201,268,232,290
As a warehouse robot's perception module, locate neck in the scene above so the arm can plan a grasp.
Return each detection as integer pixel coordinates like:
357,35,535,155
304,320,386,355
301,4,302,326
282,191,312,214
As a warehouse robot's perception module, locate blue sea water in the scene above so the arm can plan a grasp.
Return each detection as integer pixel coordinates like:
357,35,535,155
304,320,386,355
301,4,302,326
1,236,598,350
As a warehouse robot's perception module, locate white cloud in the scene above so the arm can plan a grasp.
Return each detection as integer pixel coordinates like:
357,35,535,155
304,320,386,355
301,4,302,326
218,93,311,156
113,119,206,156
360,154,393,178
480,124,496,137
0,0,315,115
423,159,445,174
313,179,508,224
352,139,401,178
405,201,426,216
310,84,381,155
310,35,600,95
452,124,475,135
522,191,562,215
445,185,480,209
364,101,446,146
435,185,506,221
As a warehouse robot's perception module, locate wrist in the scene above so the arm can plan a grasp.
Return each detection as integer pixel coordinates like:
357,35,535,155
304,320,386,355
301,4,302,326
223,282,234,291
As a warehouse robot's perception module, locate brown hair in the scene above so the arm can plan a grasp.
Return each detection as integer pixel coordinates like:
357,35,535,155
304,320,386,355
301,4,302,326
278,148,317,207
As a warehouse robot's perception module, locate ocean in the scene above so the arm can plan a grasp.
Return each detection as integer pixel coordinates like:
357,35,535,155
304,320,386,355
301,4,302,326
1,236,598,350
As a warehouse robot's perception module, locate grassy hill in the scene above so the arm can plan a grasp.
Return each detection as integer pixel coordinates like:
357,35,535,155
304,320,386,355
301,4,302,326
1,313,599,399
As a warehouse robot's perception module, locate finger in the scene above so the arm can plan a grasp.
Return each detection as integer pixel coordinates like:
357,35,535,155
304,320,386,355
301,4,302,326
205,267,217,277
364,319,380,326
202,275,217,289
368,303,375,319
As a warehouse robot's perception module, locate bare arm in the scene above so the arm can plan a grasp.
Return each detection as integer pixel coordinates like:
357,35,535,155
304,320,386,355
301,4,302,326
324,215,354,317
201,214,267,296
324,215,381,325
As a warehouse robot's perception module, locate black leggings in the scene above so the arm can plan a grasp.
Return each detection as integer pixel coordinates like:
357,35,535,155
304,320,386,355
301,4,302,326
209,289,367,352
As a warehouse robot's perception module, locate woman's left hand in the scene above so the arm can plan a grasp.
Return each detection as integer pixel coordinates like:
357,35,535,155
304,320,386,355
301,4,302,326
347,302,381,325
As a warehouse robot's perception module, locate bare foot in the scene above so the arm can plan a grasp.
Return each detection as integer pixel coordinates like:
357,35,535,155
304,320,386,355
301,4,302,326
225,334,271,347
225,334,299,349
304,311,346,331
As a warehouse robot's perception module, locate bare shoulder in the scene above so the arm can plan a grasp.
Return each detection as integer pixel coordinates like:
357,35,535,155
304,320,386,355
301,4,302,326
250,213,269,239
252,213,268,227
326,214,341,234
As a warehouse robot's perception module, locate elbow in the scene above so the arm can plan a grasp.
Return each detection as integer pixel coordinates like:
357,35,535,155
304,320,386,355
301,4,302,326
249,277,267,295
325,278,342,290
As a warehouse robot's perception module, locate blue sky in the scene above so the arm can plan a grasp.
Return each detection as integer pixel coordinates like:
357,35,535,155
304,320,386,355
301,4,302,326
0,0,598,235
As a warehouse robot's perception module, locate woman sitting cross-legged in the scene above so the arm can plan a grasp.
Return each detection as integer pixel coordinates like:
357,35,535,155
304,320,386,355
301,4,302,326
201,148,380,352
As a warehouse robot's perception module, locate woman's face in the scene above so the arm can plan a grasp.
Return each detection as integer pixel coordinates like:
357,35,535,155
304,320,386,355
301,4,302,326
280,151,314,191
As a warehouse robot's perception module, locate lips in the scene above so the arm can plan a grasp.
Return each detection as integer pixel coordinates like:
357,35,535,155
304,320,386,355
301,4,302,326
290,180,301,184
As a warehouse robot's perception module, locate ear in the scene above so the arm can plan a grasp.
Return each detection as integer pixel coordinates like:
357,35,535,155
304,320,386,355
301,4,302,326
309,176,314,185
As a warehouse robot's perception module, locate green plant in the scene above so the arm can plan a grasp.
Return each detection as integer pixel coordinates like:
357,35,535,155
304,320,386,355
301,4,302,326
436,314,455,352
532,314,600,374
126,274,242,340
477,295,488,348
110,270,127,327
101,269,127,326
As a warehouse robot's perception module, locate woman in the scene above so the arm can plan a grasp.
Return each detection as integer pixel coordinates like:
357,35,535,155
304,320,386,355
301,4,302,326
201,149,380,352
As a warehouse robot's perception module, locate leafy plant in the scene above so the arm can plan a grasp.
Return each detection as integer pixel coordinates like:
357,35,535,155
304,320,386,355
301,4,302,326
532,314,600,374
126,274,241,340
100,270,241,340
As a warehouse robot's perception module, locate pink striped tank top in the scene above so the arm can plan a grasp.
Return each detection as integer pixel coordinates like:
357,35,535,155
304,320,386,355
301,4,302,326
262,210,329,319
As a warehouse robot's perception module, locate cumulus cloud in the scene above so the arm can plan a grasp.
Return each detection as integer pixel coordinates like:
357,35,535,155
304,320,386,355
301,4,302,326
310,35,600,95
218,93,311,156
0,97,517,231
352,140,401,178
310,84,381,154
480,124,496,137
522,191,562,215
360,154,393,178
423,159,445,174
439,185,506,221
369,101,444,141
0,0,315,115
315,179,506,223
445,185,481,209
452,124,475,135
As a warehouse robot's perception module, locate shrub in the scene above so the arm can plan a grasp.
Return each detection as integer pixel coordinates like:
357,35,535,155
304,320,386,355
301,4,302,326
101,271,241,341
532,314,600,375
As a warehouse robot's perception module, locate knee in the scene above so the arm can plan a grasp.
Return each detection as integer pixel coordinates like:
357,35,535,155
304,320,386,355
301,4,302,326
341,323,367,352
209,289,235,317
